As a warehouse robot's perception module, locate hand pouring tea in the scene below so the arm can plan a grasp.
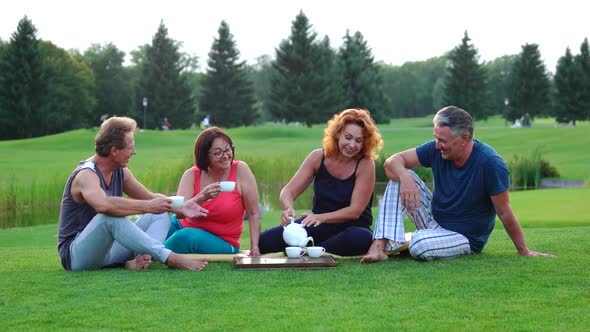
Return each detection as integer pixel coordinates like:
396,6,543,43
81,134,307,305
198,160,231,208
282,218,313,247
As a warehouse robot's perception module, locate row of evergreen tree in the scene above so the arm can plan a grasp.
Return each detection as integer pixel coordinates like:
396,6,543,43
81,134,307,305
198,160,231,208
1,12,589,140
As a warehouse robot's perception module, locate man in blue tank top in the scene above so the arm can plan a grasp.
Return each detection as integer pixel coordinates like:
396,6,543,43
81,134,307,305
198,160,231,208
362,106,555,263
57,116,209,271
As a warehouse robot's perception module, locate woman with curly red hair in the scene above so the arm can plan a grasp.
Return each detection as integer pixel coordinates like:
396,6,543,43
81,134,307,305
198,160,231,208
259,108,383,256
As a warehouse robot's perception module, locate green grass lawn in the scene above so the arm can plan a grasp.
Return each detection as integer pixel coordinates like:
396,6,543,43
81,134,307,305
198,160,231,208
1,117,589,330
1,188,589,330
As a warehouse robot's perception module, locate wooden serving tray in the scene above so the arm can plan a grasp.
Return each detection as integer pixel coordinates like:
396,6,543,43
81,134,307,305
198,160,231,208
234,256,338,270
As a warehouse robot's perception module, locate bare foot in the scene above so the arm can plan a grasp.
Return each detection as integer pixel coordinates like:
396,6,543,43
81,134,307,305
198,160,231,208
125,254,153,270
165,253,208,271
360,239,389,264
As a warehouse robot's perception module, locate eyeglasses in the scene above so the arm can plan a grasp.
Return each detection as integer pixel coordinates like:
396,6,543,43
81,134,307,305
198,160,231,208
209,146,234,159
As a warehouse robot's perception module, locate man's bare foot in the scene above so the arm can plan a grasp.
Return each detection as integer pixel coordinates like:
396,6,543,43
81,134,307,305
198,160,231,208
360,239,389,264
165,253,208,271
125,254,152,270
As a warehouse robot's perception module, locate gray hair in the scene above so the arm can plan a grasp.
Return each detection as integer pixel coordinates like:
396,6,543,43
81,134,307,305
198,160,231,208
433,106,474,140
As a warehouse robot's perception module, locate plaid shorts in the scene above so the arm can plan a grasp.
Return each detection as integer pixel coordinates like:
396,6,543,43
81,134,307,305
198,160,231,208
373,170,472,260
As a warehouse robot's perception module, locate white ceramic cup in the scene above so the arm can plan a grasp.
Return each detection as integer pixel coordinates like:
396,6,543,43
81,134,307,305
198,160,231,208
285,246,306,258
168,195,184,208
220,181,236,192
306,246,326,258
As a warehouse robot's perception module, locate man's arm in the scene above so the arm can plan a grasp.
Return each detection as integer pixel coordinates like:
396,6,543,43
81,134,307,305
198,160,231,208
491,190,555,257
72,169,170,217
122,168,159,200
384,148,421,181
384,148,422,211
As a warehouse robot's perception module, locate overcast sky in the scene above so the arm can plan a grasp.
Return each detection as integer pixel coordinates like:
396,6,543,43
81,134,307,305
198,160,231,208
1,0,589,72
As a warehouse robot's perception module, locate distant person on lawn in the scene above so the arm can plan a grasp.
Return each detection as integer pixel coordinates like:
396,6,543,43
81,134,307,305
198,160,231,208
57,116,209,271
362,106,555,263
259,108,383,256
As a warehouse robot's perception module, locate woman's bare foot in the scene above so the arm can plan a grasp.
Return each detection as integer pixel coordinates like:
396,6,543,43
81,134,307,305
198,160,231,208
165,253,208,271
125,254,153,270
360,240,389,263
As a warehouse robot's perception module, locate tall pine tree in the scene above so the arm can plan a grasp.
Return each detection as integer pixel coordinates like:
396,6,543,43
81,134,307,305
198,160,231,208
137,21,194,129
199,20,256,128
443,31,491,120
339,30,386,123
576,38,590,122
0,16,43,139
269,11,341,126
507,43,550,121
553,48,582,125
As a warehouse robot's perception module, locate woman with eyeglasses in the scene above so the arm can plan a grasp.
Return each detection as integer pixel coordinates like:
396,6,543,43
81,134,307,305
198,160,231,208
164,127,261,256
259,109,383,256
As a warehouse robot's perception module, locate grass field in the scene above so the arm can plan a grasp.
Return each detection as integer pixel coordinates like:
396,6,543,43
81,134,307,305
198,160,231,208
1,115,589,228
0,116,589,330
1,203,589,330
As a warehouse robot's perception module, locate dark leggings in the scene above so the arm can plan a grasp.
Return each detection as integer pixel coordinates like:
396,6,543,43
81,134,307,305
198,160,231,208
259,218,373,256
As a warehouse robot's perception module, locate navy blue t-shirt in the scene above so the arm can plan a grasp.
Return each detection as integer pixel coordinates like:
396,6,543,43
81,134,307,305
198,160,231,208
416,140,509,253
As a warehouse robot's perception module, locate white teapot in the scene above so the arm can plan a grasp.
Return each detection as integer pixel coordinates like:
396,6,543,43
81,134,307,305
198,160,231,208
283,218,313,247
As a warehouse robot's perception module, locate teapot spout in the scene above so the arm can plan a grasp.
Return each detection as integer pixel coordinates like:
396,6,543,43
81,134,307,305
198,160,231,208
299,236,313,247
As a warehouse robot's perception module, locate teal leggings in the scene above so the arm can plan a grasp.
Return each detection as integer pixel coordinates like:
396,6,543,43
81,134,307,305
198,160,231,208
164,216,239,254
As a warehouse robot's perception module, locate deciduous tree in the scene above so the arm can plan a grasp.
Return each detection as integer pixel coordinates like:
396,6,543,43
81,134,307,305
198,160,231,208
38,41,95,134
81,43,132,124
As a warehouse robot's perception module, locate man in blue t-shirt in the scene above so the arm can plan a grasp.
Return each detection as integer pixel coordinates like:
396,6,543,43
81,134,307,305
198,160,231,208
362,106,554,262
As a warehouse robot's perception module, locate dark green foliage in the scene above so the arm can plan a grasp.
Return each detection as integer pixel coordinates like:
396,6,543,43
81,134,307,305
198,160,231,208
507,44,550,121
81,43,133,124
137,21,194,129
250,55,274,122
38,41,95,133
199,21,256,128
313,36,346,123
0,17,96,140
444,31,492,120
0,16,43,139
508,148,559,190
553,48,583,125
339,31,385,123
268,11,342,127
381,57,447,118
575,38,590,123
484,55,517,118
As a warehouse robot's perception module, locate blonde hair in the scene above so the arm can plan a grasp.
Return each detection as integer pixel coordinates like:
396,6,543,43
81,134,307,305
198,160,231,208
95,116,136,157
322,109,383,159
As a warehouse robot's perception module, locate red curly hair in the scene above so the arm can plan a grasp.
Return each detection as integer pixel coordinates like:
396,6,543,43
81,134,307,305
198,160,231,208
322,108,383,159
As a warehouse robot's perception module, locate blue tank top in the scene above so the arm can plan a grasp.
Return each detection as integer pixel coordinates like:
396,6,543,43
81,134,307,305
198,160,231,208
57,160,124,270
312,155,373,229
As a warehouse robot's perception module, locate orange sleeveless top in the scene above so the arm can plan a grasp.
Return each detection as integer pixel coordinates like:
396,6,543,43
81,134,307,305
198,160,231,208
179,161,245,247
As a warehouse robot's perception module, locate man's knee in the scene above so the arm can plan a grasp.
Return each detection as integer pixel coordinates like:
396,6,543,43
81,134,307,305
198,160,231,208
151,212,172,226
408,232,434,260
95,214,127,227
